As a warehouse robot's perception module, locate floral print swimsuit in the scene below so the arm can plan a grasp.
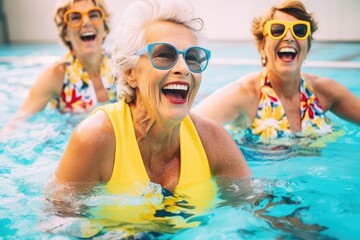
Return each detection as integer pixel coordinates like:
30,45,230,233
50,51,117,113
245,72,333,140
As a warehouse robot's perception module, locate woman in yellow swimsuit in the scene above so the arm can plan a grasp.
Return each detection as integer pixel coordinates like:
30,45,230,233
195,0,360,141
48,0,251,236
3,0,116,132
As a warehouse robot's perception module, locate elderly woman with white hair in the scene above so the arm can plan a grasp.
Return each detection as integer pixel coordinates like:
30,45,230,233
47,0,251,237
53,0,250,195
46,0,251,237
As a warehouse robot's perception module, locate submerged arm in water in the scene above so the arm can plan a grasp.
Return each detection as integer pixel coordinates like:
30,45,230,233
216,177,328,238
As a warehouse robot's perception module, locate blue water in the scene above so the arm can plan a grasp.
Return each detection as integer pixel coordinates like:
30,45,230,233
0,41,360,239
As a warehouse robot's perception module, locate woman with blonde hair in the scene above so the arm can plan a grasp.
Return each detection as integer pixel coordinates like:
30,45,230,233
195,0,360,142
3,0,116,133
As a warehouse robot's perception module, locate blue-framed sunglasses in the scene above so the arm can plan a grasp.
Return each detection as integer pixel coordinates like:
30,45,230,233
136,42,211,73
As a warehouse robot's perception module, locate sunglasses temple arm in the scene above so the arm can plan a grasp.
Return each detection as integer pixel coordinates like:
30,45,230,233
136,47,147,56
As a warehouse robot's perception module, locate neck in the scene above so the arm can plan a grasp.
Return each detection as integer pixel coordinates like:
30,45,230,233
267,71,301,99
73,50,103,76
129,101,181,157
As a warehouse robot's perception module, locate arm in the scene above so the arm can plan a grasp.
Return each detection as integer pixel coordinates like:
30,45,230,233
1,61,66,134
191,112,252,179
18,61,66,117
194,72,260,126
310,75,360,125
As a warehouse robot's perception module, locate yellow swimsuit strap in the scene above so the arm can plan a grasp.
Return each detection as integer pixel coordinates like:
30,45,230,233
91,101,212,192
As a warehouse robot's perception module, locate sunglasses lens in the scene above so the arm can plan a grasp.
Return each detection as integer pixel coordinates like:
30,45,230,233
66,12,82,26
293,24,308,38
270,24,285,37
151,44,177,69
185,47,208,72
88,9,103,23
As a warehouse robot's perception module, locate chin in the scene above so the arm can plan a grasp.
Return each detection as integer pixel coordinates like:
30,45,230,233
162,109,190,122
277,64,300,73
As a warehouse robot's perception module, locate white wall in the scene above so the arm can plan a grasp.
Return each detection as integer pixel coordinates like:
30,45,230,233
2,0,360,43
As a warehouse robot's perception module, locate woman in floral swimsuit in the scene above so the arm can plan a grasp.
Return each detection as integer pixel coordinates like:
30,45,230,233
6,0,116,126
195,0,360,141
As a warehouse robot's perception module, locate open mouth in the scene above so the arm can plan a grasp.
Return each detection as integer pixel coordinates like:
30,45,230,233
162,83,189,104
277,47,297,62
80,32,96,42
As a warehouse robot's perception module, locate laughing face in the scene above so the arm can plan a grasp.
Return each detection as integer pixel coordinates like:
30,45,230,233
261,11,309,76
129,21,202,123
64,0,107,56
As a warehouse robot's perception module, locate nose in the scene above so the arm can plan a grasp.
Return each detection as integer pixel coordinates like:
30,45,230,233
172,53,191,75
82,14,91,26
283,28,295,42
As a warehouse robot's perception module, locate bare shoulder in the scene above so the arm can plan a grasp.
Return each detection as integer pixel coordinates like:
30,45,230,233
74,110,114,144
224,71,261,95
198,71,261,102
234,71,261,84
189,112,251,179
190,112,236,155
190,111,226,138
56,110,115,183
35,59,67,94
303,72,347,110
41,59,67,80
194,71,262,125
303,72,337,89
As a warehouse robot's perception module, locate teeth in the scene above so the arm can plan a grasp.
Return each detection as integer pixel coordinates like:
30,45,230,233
163,84,188,91
279,47,296,53
81,32,95,37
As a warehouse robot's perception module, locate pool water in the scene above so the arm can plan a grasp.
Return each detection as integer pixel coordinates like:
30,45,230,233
0,41,360,239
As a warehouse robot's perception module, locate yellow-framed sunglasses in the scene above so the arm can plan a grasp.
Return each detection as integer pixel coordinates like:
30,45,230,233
263,20,311,40
63,7,105,28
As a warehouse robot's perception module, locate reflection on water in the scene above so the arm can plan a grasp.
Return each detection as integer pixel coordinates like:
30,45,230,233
217,178,335,240
226,123,345,162
37,177,338,239
41,179,216,239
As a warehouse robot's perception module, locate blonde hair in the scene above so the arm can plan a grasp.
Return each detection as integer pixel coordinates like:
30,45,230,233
252,0,318,54
54,0,111,50
112,0,204,103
